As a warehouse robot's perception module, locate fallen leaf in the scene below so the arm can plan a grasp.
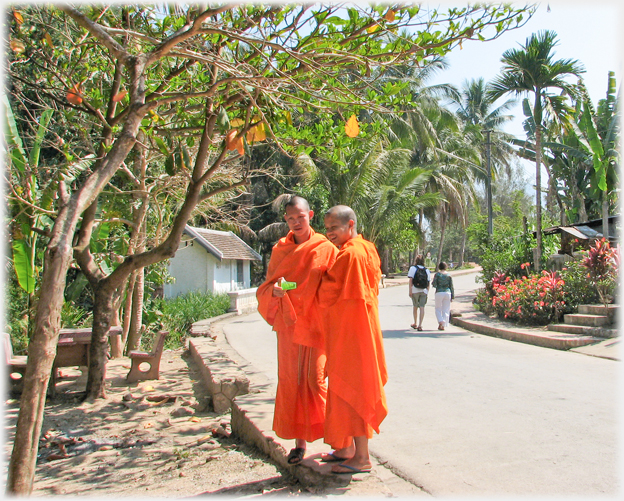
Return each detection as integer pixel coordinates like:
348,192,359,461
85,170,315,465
189,416,201,422
196,434,213,445
142,385,155,392
143,422,153,429
345,114,360,138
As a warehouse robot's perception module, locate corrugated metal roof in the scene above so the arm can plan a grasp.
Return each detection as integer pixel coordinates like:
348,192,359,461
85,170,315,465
184,225,261,261
543,225,603,239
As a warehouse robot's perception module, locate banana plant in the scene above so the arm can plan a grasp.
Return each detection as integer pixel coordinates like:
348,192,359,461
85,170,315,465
4,97,94,297
3,96,53,294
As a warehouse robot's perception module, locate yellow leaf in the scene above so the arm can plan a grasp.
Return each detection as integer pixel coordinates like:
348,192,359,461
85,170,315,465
384,9,396,22
286,111,292,125
230,118,244,127
367,24,380,34
13,10,23,25
189,417,201,422
246,122,266,143
10,39,25,54
112,90,127,102
345,114,359,138
143,385,155,392
44,32,53,48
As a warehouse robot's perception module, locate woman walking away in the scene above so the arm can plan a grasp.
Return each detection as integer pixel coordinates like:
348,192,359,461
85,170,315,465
432,262,454,330
407,255,430,331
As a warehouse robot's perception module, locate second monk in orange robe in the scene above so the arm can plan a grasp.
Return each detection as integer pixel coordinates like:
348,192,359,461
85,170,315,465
318,205,388,475
256,196,337,464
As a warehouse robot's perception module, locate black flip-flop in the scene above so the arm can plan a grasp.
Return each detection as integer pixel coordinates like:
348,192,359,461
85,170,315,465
332,463,371,475
287,447,305,465
320,452,350,463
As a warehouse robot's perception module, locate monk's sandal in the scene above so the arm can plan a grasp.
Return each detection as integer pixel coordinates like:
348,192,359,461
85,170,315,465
287,447,305,465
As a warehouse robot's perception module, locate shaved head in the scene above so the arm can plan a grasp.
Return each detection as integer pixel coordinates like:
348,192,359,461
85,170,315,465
325,205,357,230
285,195,310,212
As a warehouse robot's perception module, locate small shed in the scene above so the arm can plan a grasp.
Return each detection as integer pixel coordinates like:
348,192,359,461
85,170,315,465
541,215,619,255
164,225,262,298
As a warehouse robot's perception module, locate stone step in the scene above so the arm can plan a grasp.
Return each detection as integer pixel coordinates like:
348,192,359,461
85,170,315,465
547,323,618,338
563,313,611,327
578,304,618,318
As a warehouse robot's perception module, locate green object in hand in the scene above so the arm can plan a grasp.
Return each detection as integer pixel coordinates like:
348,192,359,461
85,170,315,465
281,280,297,290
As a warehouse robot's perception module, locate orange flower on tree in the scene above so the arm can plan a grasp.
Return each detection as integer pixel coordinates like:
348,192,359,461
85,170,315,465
66,84,83,105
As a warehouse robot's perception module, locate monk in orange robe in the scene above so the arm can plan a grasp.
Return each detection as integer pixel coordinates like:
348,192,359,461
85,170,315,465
317,205,388,475
256,196,337,464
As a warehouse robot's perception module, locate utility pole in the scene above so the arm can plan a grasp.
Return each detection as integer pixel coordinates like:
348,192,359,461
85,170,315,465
485,129,493,235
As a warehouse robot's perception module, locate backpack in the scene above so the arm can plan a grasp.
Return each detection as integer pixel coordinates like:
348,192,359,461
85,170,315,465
413,266,429,289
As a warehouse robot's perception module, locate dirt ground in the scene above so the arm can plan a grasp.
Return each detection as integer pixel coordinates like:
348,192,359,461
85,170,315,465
4,348,310,497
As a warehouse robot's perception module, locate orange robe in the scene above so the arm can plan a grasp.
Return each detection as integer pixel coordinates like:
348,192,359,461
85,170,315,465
317,235,388,450
256,229,337,442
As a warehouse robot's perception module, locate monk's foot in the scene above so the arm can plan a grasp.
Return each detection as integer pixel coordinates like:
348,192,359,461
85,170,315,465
334,444,355,458
287,447,305,465
331,459,372,475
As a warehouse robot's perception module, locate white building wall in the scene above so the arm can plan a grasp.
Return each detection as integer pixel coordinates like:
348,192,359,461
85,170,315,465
164,240,208,298
213,259,233,293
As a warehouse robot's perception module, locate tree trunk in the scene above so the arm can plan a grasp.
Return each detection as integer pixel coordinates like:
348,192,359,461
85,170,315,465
459,229,466,268
602,192,609,240
85,286,116,400
126,268,145,352
534,95,543,273
6,235,73,494
436,204,447,270
109,288,124,358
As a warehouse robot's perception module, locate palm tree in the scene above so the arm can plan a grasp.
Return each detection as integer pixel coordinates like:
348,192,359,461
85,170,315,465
488,30,585,271
453,78,517,252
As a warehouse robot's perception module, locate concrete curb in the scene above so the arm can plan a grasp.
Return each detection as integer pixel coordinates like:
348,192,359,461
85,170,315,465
450,314,601,350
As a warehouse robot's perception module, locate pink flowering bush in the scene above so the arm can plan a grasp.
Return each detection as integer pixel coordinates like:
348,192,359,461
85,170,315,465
490,266,567,325
581,238,619,312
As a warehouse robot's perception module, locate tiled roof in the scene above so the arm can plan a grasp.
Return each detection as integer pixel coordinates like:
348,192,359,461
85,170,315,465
185,225,261,261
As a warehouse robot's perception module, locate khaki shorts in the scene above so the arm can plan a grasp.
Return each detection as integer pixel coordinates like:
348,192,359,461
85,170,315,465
411,292,428,307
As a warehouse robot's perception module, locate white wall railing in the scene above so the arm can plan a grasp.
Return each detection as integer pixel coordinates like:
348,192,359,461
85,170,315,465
227,288,258,315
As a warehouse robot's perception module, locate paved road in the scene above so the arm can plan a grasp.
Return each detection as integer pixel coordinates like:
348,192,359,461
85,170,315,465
224,272,620,496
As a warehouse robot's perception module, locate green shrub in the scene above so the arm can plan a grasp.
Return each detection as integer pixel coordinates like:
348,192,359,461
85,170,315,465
149,291,230,349
559,258,601,309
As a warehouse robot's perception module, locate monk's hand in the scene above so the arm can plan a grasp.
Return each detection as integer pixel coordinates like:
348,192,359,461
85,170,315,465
273,279,286,297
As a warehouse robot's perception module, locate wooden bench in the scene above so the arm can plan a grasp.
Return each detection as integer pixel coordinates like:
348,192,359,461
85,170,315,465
4,332,28,393
126,331,168,383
